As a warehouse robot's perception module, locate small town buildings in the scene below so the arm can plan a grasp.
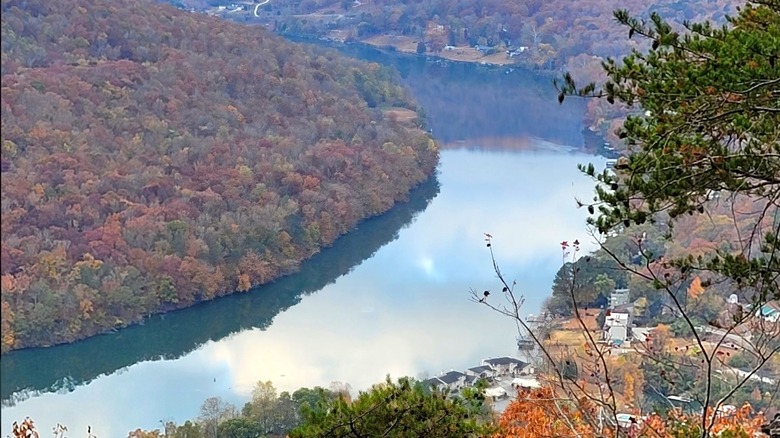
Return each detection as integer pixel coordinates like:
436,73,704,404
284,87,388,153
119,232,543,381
437,370,467,391
423,355,536,402
482,357,529,376
465,365,495,379
610,288,631,308
506,47,529,58
423,377,447,392
424,370,468,393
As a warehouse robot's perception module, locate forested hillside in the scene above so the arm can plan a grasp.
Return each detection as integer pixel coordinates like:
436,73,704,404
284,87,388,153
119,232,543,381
546,196,778,324
0,0,438,351
247,0,740,147
270,0,736,70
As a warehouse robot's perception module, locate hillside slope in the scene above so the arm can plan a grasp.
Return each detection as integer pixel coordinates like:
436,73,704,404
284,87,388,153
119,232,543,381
0,0,438,351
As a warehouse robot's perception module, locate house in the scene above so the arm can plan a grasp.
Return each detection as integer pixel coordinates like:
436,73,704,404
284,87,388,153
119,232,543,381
422,377,447,392
482,357,529,376
422,371,468,393
603,311,630,345
465,365,495,380
506,46,529,57
517,335,535,350
757,300,780,322
436,370,467,392
610,288,631,308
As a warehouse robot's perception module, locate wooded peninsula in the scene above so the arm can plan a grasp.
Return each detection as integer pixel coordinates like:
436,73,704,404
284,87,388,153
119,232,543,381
0,0,438,352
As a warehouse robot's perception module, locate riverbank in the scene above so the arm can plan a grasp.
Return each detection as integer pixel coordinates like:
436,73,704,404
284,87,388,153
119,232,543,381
2,150,602,436
283,33,557,73
359,34,518,66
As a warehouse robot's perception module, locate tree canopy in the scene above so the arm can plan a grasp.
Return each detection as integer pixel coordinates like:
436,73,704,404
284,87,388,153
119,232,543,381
545,1,779,434
0,0,438,352
560,0,779,303
289,376,493,438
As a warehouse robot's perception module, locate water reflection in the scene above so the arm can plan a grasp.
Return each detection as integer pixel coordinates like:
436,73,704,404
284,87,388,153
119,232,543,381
1,149,603,436
1,43,603,436
0,176,441,402
322,42,587,146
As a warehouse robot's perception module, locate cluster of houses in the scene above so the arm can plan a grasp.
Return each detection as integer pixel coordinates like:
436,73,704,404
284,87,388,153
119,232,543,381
422,356,537,398
600,286,780,349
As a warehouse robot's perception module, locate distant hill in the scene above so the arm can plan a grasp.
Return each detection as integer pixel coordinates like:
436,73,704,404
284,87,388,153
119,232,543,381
0,0,438,351
175,0,741,149
184,0,739,71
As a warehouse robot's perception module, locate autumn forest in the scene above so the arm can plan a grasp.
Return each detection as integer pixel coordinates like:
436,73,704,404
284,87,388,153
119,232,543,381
2,0,779,434
0,0,438,352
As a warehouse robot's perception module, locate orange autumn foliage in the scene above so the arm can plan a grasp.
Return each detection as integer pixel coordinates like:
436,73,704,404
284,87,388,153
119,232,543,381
237,273,252,292
497,387,765,438
688,276,705,300
637,404,765,438
495,387,594,437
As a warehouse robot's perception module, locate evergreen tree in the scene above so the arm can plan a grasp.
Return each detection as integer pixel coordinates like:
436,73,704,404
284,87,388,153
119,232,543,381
550,1,779,435
289,376,493,437
558,0,779,305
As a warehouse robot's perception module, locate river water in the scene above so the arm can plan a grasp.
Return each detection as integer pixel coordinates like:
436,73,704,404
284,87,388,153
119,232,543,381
1,41,605,436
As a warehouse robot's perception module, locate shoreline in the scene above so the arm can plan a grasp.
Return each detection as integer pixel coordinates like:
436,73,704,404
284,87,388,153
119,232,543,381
282,32,560,76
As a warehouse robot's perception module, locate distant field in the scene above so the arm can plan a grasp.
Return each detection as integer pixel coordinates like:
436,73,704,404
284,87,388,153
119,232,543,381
361,35,517,65
383,107,418,125
362,35,418,53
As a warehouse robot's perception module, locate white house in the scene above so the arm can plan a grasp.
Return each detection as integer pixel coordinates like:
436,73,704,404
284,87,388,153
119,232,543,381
423,377,447,392
465,365,495,380
603,311,630,345
424,371,467,393
610,288,631,308
482,357,529,376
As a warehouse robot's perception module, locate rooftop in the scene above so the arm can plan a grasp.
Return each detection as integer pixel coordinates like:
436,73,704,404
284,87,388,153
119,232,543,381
422,377,444,388
484,356,527,367
760,301,780,315
437,370,466,384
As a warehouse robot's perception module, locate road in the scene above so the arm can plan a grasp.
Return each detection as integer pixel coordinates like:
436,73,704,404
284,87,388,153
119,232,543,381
701,326,754,351
254,0,270,17
716,366,777,386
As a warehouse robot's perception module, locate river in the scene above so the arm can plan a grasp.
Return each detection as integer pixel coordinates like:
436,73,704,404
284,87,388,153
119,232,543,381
1,41,605,436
